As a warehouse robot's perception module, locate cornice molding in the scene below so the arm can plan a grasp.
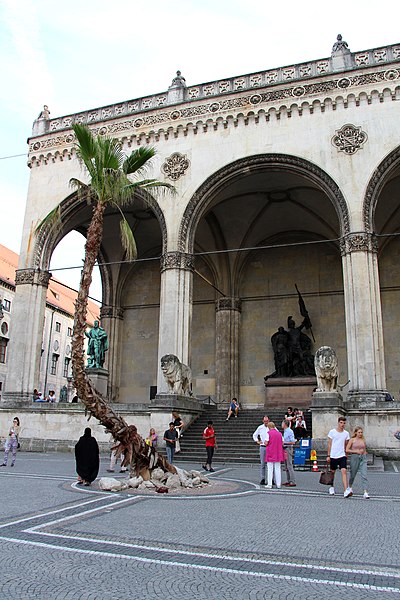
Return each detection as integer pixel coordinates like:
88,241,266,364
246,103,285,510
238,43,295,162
28,67,400,167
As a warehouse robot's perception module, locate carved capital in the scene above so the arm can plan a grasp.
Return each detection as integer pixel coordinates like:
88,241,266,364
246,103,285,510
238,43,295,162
15,268,51,287
160,252,195,272
340,232,378,255
100,305,124,320
215,297,242,313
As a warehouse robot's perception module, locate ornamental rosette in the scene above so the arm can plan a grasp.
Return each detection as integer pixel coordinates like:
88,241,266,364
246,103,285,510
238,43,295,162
161,153,190,181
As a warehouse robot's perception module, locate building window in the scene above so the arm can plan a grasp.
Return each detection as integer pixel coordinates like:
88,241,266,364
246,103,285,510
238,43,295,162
0,338,8,363
1,322,8,335
63,357,70,378
67,327,73,337
55,321,61,333
50,353,59,375
2,299,11,312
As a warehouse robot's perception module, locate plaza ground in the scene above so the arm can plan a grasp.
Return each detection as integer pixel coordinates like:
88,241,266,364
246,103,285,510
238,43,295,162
0,452,399,599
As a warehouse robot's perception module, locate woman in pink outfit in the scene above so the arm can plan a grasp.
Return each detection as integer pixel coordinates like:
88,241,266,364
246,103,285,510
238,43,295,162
265,422,285,488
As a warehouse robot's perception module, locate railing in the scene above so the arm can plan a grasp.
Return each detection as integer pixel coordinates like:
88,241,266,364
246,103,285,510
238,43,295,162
33,43,400,137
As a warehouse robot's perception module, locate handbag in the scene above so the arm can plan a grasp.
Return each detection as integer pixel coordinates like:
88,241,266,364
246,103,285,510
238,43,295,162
17,442,20,449
319,466,334,486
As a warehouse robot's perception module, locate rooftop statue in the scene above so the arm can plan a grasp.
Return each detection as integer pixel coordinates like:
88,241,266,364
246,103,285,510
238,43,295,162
85,320,109,369
332,34,350,54
37,105,50,119
169,70,186,89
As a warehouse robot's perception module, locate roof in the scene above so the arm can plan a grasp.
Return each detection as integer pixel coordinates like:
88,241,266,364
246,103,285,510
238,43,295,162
0,243,100,325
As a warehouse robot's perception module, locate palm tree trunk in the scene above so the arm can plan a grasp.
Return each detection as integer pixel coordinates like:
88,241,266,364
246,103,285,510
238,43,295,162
71,201,175,478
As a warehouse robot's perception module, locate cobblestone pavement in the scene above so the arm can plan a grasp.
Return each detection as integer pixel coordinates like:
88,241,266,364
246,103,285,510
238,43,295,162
0,452,399,599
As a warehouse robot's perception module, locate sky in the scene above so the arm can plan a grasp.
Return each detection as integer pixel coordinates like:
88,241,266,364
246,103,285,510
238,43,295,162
1,0,400,301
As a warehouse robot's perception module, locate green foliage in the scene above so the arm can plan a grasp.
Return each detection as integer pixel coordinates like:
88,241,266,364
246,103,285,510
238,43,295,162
119,217,138,262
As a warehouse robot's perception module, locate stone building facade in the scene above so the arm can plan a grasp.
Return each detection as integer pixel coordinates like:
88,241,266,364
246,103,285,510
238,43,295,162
3,36,400,454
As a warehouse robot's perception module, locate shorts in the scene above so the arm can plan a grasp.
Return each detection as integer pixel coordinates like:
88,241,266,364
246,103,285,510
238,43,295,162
330,456,347,470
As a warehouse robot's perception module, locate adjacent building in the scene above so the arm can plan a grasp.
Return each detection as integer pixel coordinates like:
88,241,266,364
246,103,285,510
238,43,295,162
0,244,99,402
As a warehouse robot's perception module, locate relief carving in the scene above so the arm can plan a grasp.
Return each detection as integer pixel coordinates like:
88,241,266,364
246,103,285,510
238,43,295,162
332,124,368,155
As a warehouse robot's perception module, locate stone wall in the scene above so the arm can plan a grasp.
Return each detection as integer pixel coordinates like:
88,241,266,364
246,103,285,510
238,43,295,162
0,404,201,453
311,402,400,459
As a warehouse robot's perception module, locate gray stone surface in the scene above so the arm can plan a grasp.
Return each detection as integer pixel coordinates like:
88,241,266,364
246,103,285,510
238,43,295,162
0,452,399,599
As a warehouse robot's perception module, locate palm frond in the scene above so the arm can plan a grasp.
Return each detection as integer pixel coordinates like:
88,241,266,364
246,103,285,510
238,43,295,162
70,178,94,204
119,217,137,262
36,204,61,233
123,147,156,175
125,179,176,193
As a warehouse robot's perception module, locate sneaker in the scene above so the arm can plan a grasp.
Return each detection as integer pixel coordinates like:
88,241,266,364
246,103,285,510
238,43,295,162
106,469,115,473
10,464,14,467
0,464,6,467
276,485,281,489
363,491,370,499
259,479,266,485
288,482,296,487
209,468,215,472
344,487,353,498
119,469,127,473
266,484,272,489
225,418,229,421
234,415,238,418
329,486,335,495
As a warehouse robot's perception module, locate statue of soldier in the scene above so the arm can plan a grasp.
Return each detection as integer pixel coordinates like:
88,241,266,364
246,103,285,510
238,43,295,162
271,326,289,377
85,320,109,369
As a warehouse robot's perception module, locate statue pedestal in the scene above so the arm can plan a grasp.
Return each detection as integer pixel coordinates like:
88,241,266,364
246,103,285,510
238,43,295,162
264,377,316,408
310,391,345,451
151,393,203,412
85,368,109,397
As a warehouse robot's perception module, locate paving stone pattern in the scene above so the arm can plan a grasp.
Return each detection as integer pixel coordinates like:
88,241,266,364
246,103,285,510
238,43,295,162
0,452,398,599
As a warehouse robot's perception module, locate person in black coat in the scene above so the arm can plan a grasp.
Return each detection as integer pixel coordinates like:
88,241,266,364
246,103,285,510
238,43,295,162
75,427,100,486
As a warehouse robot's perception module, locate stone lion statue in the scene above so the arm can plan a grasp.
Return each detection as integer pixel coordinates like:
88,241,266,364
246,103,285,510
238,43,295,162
160,354,193,396
314,346,338,392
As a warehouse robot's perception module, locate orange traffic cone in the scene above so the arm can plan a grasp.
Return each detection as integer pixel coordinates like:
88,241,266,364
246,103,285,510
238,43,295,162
312,460,319,472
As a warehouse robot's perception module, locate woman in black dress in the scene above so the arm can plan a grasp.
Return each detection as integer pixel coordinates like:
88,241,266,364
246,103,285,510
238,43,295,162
75,427,100,486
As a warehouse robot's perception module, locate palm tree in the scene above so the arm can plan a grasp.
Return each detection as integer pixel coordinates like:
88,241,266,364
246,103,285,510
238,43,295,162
40,123,175,478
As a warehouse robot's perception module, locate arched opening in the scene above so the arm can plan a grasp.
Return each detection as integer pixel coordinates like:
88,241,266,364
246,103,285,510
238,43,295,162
188,155,347,404
369,151,400,397
50,230,102,303
34,190,166,403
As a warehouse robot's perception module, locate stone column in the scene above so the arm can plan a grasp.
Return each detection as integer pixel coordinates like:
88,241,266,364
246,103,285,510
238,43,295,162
215,297,242,404
341,233,387,406
99,304,124,401
3,268,51,404
156,252,194,394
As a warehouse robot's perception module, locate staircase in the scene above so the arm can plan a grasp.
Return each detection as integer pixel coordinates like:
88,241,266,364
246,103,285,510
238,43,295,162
178,406,312,465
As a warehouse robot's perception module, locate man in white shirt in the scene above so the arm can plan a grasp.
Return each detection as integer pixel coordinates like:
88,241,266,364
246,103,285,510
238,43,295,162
327,416,352,498
252,416,270,485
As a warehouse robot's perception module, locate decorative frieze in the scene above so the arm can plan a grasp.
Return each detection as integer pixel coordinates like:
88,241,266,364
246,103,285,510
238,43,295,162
15,269,51,287
332,123,368,155
161,153,190,181
340,232,378,255
28,58,400,156
160,252,195,272
215,297,242,313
